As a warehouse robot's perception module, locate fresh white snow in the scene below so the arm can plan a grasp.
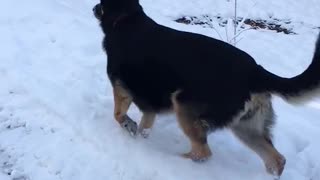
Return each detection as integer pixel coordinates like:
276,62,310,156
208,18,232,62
0,0,320,180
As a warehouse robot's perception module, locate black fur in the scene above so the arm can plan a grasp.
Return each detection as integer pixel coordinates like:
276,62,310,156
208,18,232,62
254,36,320,99
94,0,320,128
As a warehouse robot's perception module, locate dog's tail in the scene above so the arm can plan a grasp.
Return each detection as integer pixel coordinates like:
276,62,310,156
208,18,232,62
254,34,320,104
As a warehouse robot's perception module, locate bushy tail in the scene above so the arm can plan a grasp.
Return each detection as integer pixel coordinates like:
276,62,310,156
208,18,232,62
254,33,320,104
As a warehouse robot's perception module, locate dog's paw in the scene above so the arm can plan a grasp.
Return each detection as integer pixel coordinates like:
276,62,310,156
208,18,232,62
121,115,138,137
182,151,211,163
139,128,151,138
265,154,286,178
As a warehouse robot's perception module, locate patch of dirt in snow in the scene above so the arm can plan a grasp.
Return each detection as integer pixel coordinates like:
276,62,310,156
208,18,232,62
175,15,301,34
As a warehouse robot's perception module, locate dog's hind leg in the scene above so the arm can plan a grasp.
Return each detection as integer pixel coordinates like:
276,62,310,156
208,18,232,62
138,112,156,138
232,125,286,178
231,96,286,177
113,81,137,136
172,91,212,162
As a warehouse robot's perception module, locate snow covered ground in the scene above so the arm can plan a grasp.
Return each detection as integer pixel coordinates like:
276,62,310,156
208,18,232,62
1,0,320,179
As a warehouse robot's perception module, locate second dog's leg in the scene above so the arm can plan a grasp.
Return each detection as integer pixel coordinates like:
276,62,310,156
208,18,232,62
113,82,137,136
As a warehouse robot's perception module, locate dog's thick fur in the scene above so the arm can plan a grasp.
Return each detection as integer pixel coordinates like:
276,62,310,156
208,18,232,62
93,0,320,177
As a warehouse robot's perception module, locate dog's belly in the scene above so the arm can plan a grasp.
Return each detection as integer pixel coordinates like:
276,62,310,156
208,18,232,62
112,67,179,113
131,91,173,113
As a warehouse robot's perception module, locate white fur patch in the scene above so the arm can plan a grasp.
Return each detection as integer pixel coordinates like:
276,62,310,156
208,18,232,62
231,93,273,134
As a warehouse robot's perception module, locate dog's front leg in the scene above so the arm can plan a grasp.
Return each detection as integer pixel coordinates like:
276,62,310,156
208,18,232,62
113,82,137,136
138,112,156,138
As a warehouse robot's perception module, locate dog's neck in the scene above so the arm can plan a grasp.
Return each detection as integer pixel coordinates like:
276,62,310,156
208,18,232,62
103,6,143,30
111,12,138,28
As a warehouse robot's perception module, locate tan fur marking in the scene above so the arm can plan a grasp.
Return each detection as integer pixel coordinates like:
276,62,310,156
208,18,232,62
171,91,212,160
113,82,132,124
138,113,156,130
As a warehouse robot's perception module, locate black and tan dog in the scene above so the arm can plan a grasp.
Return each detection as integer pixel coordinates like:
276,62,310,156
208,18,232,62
93,0,320,177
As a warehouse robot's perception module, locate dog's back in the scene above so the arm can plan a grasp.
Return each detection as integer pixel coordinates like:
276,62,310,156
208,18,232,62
105,12,262,119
